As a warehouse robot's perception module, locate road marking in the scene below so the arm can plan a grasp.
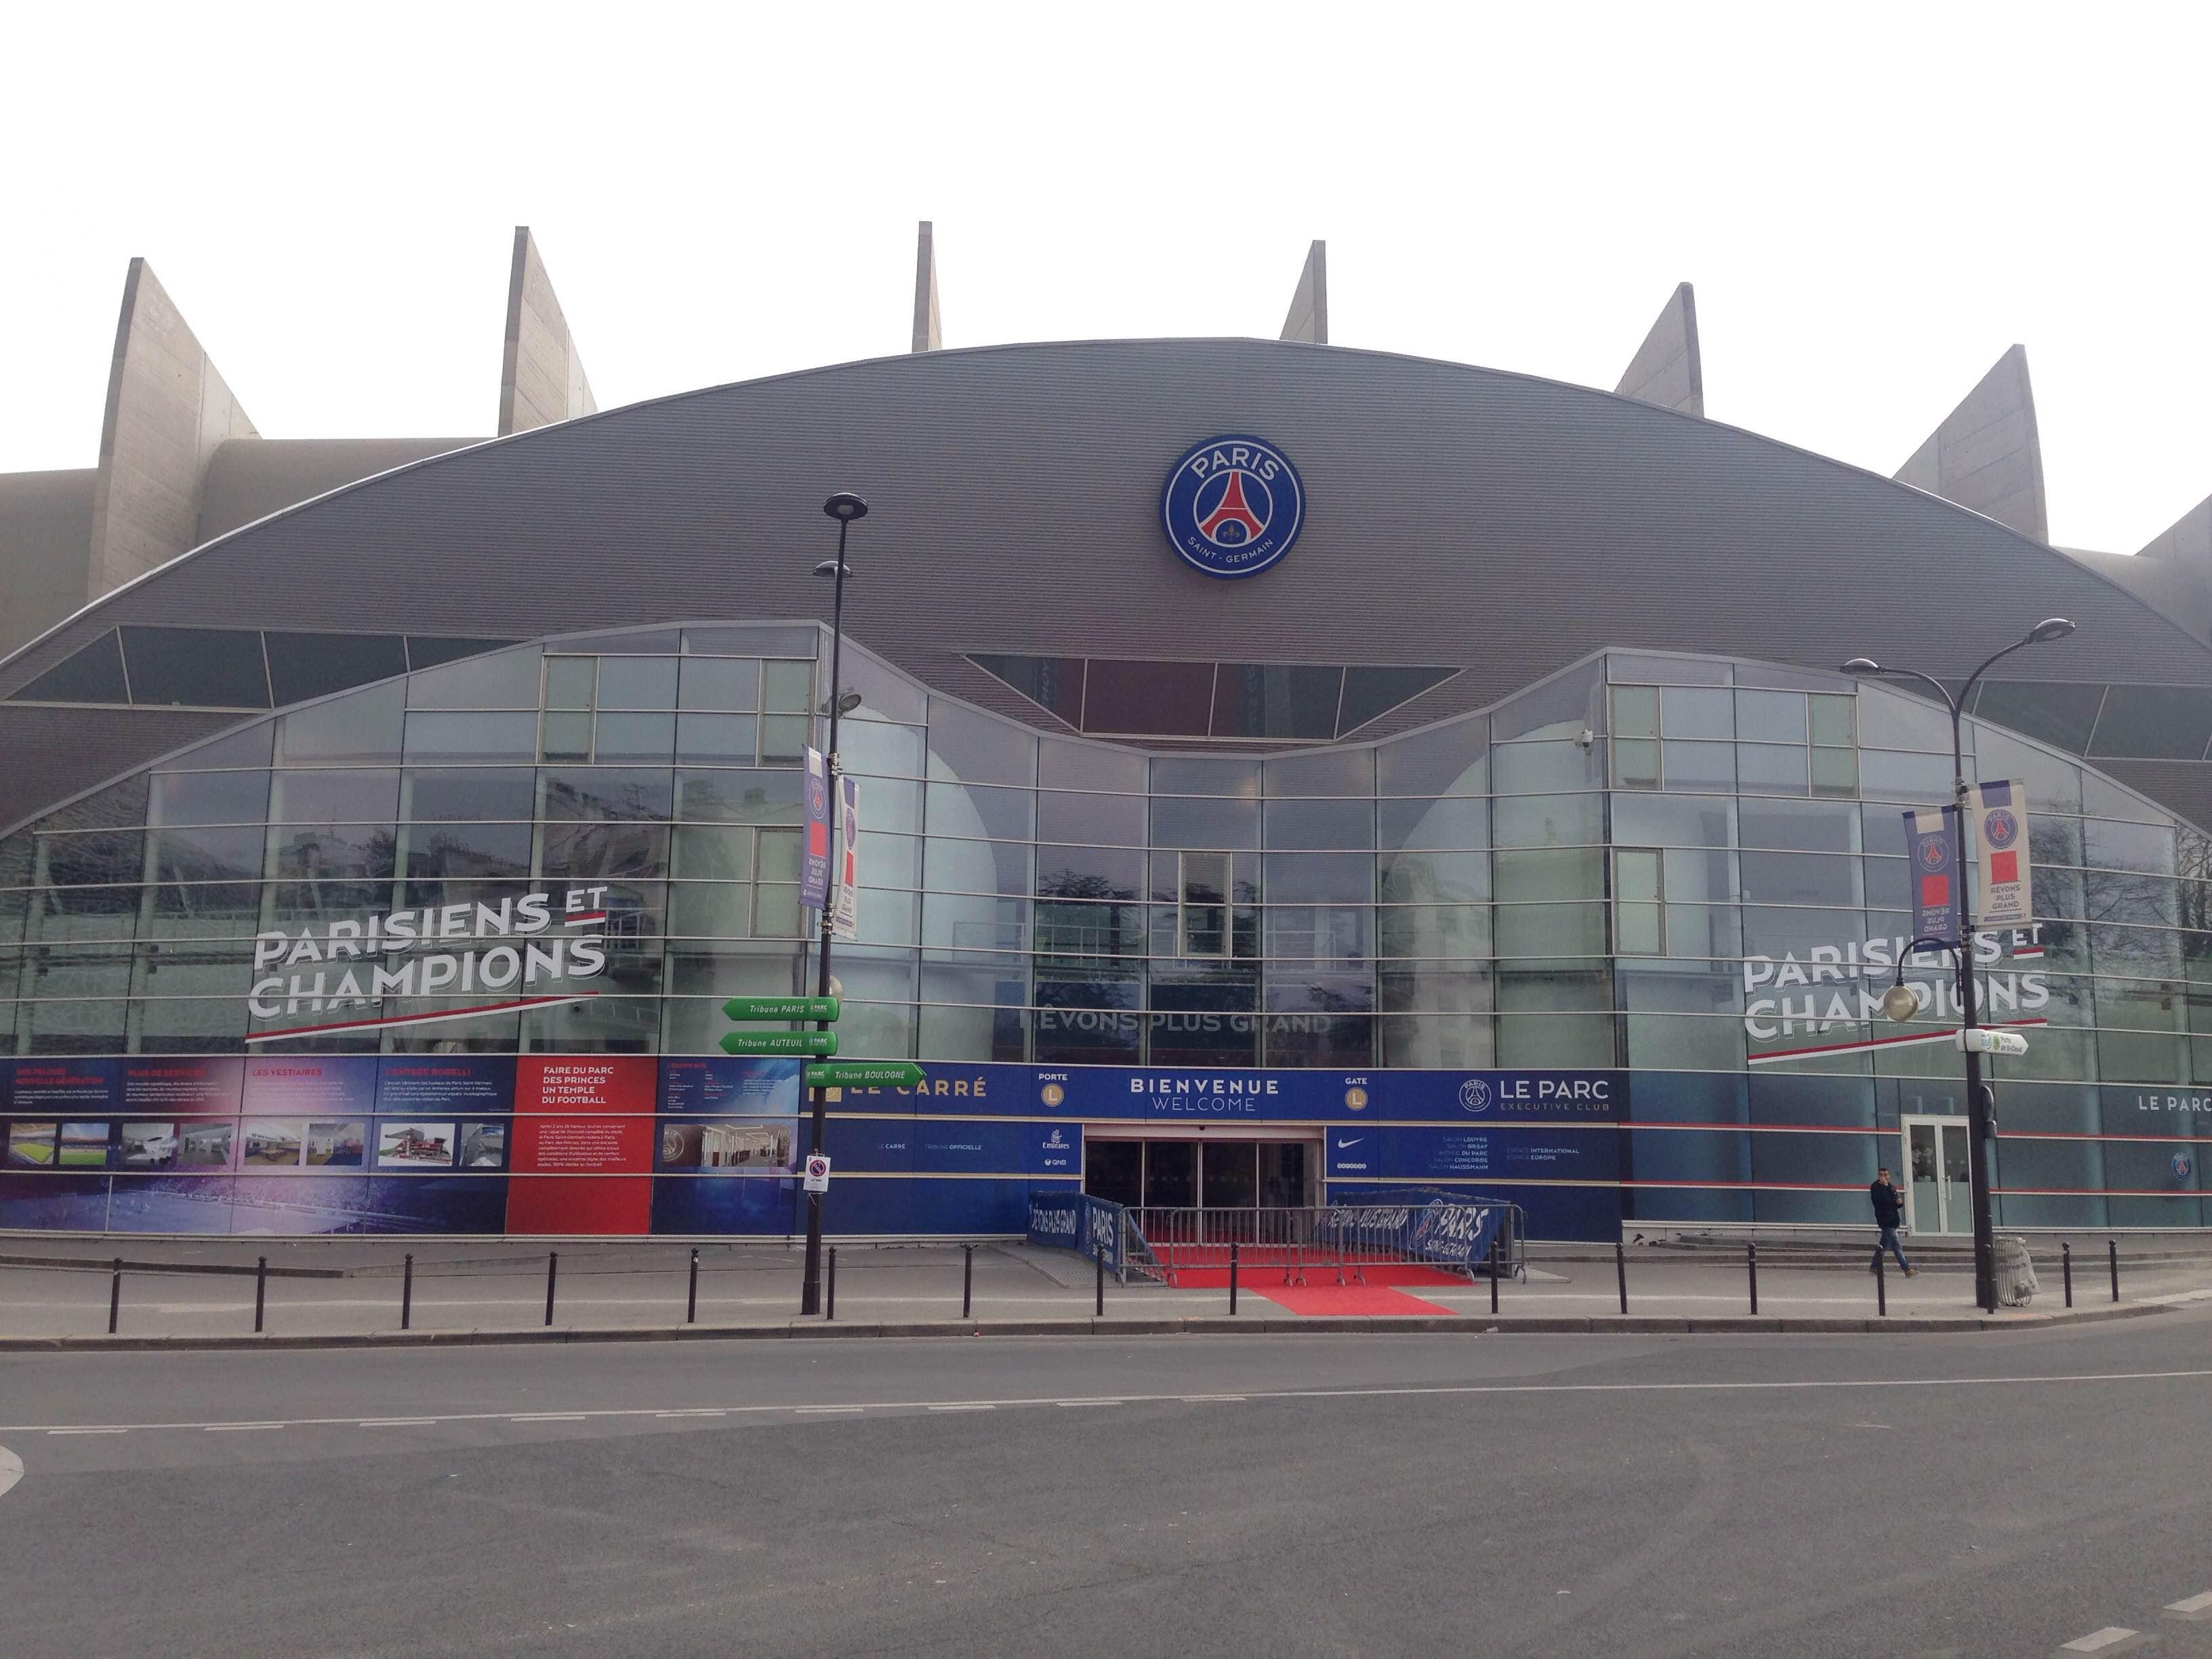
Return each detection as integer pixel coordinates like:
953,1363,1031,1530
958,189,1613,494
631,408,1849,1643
1055,1399,1124,1408
509,1414,587,1422
2167,1591,2212,1618
0,1447,18,1501
653,1410,726,1419
203,1422,285,1433
794,1406,862,1415
2062,1629,2139,1652
10,1364,2212,1437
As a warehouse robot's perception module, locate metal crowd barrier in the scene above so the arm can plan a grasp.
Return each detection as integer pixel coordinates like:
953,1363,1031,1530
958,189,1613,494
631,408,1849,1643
1122,1199,1525,1288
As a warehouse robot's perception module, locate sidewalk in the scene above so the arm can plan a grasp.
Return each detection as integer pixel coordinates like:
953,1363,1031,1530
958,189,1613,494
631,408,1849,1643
0,1235,2202,1347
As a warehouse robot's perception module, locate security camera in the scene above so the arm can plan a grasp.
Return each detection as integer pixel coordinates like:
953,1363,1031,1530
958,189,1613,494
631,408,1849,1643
1575,728,1595,749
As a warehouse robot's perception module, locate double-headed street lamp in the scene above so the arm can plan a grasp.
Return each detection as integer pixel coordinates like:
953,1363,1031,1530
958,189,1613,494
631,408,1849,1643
1842,617,2076,1311
798,490,866,1318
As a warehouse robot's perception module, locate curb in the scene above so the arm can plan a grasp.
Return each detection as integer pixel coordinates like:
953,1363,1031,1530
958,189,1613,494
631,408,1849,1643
0,1295,2177,1353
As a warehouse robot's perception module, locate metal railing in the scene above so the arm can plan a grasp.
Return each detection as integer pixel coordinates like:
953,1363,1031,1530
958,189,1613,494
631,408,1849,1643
1122,1198,1525,1288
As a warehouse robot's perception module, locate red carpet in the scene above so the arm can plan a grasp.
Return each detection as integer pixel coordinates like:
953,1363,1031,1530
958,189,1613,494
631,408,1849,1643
1258,1282,1460,1317
1165,1263,1467,1290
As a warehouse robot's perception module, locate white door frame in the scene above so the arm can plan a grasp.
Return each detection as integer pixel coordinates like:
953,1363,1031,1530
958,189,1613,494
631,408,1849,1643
1900,1115,1972,1235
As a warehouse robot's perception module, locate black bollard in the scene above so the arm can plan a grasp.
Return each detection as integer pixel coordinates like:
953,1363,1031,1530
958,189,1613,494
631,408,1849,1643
1748,1242,1759,1316
402,1253,414,1331
1094,1248,1105,1317
1615,1240,1628,1315
545,1251,558,1327
1488,1233,1500,1315
962,1244,974,1319
687,1248,699,1325
1876,1251,1887,1317
2110,1239,2119,1303
2062,1241,2072,1309
826,1248,836,1322
108,1256,122,1334
254,1256,267,1334
1229,1241,1240,1315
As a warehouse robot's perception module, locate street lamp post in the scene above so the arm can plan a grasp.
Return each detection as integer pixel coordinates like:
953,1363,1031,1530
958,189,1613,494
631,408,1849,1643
1843,617,2075,1312
799,490,866,1318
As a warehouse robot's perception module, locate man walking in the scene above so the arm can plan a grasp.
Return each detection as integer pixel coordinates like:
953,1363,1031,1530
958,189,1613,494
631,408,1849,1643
1869,1166,1916,1276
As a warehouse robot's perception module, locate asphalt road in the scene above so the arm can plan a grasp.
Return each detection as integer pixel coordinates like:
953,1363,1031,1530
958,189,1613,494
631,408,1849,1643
5,1317,2212,1657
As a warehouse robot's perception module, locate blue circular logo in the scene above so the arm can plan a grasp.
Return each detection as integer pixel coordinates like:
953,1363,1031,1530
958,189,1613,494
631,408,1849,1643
1985,808,2020,851
2176,1153,2194,1180
1160,434,1305,579
1459,1078,1491,1115
1918,838,1950,872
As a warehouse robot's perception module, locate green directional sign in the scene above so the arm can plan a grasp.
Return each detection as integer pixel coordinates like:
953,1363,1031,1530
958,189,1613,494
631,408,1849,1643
722,994,840,1023
720,1031,838,1057
806,1061,927,1090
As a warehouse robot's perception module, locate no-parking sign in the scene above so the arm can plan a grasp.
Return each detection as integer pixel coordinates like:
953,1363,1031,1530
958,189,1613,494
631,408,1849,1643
802,1153,832,1193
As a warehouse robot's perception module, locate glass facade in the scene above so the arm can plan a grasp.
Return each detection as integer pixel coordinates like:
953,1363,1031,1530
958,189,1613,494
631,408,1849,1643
6,630,2212,1235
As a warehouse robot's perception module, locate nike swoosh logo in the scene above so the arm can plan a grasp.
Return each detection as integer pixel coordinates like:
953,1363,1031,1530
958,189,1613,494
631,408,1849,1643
1336,1139,1364,1149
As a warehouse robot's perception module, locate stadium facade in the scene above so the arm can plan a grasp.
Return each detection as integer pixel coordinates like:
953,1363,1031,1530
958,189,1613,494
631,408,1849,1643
4,226,2212,1242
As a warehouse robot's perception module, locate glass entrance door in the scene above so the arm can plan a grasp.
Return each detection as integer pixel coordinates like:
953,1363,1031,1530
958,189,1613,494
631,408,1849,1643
1902,1118,1972,1235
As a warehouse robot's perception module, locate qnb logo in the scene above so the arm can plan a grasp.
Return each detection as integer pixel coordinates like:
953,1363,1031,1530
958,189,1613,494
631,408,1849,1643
1160,434,1305,578
1459,1078,1492,1115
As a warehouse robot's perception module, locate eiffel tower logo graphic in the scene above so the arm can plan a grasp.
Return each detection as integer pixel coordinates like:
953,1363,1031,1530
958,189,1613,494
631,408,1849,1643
1195,468,1270,545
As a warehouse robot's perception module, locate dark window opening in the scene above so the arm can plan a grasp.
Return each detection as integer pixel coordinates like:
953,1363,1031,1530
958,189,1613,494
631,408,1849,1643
968,655,1456,741
265,632,409,705
9,632,129,704
120,627,270,708
406,636,519,672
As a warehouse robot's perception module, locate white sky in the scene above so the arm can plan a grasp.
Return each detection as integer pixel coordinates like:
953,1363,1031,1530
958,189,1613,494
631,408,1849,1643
4,3,2208,552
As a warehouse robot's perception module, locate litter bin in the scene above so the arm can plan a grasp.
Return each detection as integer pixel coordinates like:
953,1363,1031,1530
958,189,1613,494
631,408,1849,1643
1995,1235,2039,1307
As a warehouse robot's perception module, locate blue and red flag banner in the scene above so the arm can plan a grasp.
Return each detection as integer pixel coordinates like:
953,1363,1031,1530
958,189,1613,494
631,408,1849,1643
1904,806,1961,944
1973,779,2033,928
799,747,831,911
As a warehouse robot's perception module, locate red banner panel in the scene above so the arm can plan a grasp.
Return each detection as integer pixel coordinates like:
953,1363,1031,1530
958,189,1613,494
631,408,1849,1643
504,1057,657,1233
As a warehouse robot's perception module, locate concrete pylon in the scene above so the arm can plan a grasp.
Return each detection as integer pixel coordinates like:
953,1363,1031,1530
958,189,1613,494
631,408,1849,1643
1280,241,1327,345
1615,282,1703,417
912,221,943,353
498,227,598,436
1894,344,2049,544
2117,495,2212,642
86,258,259,602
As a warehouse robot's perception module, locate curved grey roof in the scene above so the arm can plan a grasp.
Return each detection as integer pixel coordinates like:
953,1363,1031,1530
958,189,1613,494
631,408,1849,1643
3,337,2207,822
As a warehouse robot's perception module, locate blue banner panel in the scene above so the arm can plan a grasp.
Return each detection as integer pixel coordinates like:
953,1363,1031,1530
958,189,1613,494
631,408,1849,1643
1315,1195,1503,1267
1030,1065,1623,1124
228,1176,375,1235
1324,1179,1622,1242
823,1116,915,1175
659,1057,804,1116
1027,1190,1082,1249
1026,1120,1081,1178
375,1057,516,1118
649,1170,800,1235
0,1172,113,1229
857,1063,1012,1116
912,1120,1026,1176
359,1175,509,1233
105,1176,238,1235
121,1057,244,1115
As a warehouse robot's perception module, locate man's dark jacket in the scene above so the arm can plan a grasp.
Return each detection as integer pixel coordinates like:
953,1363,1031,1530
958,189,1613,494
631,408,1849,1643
1869,1179,1904,1229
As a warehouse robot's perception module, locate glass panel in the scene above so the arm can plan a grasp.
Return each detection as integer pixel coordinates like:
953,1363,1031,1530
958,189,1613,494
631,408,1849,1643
405,712,539,763
11,632,129,703
1262,798,1373,849
1612,738,1660,789
1974,680,2104,755
1374,718,1486,796
1151,756,1262,798
1490,661,1601,743
539,768,674,821
1336,667,1456,735
1492,740,1603,794
121,627,270,708
1263,747,1374,798
1809,693,1855,747
925,782,1034,842
544,657,596,710
1082,659,1212,736
674,769,803,825
1741,798,1859,852
274,681,406,766
2089,685,2212,760
263,633,407,705
1735,691,1807,743
406,647,542,710
593,712,676,764
837,720,923,777
1492,794,1603,848
596,657,680,710
674,713,756,764
1035,845,1145,900
761,661,815,714
1811,746,1858,797
1378,798,1486,852
1661,686,1734,739
400,822,531,880
1038,792,1147,846
1612,794,1734,848
268,769,399,825
1210,664,1343,739
157,723,274,773
1179,851,1231,958
540,710,593,764
678,657,758,712
1610,685,1659,740
148,771,270,828
1857,686,1953,753
1737,744,1809,795
924,838,1031,897
405,636,517,671
758,716,811,765
1150,796,1259,851
1039,737,1147,794
1378,851,1489,905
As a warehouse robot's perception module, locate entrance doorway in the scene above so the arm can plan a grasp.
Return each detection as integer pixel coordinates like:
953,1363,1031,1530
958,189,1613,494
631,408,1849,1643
1083,1138,1314,1214
1901,1117,1972,1235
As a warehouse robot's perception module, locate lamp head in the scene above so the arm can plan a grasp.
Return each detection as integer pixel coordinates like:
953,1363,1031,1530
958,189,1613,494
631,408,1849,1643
812,558,846,579
823,491,869,523
1842,657,1881,676
1881,983,1921,1023
819,690,863,716
2028,617,2076,644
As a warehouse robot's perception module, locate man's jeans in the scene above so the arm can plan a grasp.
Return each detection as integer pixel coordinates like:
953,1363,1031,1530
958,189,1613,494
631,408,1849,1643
1871,1225,1911,1273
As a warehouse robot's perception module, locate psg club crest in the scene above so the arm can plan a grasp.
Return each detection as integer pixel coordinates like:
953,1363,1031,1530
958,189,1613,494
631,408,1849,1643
1459,1078,1492,1115
1984,807,2020,851
1160,434,1305,579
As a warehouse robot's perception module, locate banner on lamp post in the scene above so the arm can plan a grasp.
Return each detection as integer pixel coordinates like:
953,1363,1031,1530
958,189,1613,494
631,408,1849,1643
1904,806,1962,945
830,775,860,941
799,747,831,911
1973,779,2033,929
